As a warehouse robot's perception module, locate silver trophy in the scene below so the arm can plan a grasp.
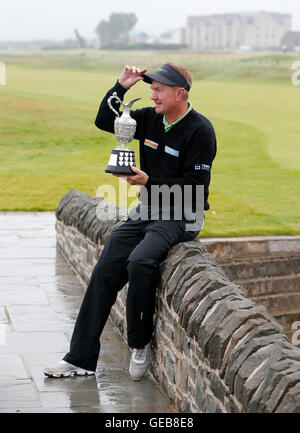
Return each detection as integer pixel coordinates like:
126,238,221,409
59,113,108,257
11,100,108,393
105,92,141,175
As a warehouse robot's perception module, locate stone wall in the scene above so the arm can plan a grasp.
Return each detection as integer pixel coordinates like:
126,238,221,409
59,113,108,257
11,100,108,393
203,236,300,342
55,189,300,413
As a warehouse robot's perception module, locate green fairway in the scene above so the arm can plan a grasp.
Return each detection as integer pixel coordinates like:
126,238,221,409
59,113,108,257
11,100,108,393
0,50,299,237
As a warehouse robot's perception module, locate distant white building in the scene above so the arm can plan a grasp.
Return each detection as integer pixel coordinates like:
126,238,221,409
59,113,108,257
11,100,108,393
281,31,300,51
186,11,291,50
130,31,149,44
159,28,186,45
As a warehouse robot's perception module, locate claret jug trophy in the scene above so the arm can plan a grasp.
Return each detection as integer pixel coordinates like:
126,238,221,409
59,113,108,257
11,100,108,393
105,92,141,175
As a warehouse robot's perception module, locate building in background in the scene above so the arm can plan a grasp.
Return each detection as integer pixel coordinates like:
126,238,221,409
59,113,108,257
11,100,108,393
281,31,300,51
159,28,186,46
186,11,291,51
130,31,149,45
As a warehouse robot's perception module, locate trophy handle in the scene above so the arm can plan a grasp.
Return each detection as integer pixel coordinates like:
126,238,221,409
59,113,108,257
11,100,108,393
107,92,121,117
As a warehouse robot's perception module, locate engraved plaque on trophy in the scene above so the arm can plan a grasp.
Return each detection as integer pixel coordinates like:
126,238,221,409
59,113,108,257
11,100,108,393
105,92,141,176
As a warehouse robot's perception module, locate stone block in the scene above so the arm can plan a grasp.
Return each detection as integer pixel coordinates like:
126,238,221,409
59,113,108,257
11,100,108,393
267,238,300,255
182,332,190,357
235,343,285,411
223,256,300,281
182,398,191,413
55,189,84,220
179,276,240,330
164,350,175,383
172,272,209,314
203,240,232,260
226,396,242,413
160,245,205,289
252,292,300,317
180,270,231,306
154,322,164,347
225,323,288,393
165,256,214,307
86,215,104,243
162,371,173,401
210,371,227,405
178,270,231,315
280,340,300,362
275,382,300,413
195,373,207,411
73,234,83,248
232,239,268,259
220,317,284,380
77,202,96,233
199,297,255,359
208,305,279,370
71,195,96,228
248,358,295,412
165,240,207,264
236,274,300,298
188,364,198,385
161,302,173,324
205,394,219,413
262,362,300,412
185,285,245,342
178,358,189,392
161,321,173,341
80,206,98,236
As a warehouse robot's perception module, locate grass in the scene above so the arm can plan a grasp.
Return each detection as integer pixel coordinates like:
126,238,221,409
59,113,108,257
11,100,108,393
0,49,299,237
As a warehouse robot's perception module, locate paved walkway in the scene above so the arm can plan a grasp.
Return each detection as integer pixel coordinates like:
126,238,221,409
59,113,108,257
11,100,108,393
0,212,176,413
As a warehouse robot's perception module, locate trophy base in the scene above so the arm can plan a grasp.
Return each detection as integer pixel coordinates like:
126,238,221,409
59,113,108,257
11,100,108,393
105,167,136,176
105,147,136,176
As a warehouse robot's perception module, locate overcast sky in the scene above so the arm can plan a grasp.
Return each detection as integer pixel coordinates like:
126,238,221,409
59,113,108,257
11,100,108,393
1,0,299,41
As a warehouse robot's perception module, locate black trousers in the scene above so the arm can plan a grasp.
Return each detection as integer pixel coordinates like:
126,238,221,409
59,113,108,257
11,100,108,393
63,216,199,371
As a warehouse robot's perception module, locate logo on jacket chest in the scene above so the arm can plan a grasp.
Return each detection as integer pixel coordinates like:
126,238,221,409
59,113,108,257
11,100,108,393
144,138,159,150
144,139,180,158
164,145,179,158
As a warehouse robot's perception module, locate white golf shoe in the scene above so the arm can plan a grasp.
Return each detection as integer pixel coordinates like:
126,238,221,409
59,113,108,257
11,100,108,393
129,343,151,381
44,360,95,378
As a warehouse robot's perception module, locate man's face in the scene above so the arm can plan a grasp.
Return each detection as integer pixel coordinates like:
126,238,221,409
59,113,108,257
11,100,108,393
150,81,178,115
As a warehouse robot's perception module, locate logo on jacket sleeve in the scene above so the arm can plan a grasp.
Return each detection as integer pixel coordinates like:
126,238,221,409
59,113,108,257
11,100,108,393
195,164,211,171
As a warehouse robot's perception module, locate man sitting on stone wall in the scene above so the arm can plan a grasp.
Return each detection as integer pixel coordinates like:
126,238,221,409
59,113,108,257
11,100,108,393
44,63,217,380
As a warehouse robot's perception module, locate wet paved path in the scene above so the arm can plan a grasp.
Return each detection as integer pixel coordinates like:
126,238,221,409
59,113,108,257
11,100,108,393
0,212,176,413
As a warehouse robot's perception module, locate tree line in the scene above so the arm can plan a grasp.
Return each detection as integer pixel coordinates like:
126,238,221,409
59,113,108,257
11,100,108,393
95,12,138,48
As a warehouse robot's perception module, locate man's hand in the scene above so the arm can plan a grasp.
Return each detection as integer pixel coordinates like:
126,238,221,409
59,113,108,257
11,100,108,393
118,65,147,90
113,166,149,185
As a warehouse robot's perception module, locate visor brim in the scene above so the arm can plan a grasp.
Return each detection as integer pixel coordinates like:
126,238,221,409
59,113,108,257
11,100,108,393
141,72,181,87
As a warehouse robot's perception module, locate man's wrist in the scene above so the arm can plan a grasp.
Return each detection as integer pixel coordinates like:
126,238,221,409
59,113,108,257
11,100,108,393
145,176,152,189
117,79,130,90
143,174,149,186
113,80,129,98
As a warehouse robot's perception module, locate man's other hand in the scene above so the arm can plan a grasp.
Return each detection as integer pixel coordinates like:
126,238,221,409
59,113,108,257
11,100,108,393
113,166,149,185
118,65,147,89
